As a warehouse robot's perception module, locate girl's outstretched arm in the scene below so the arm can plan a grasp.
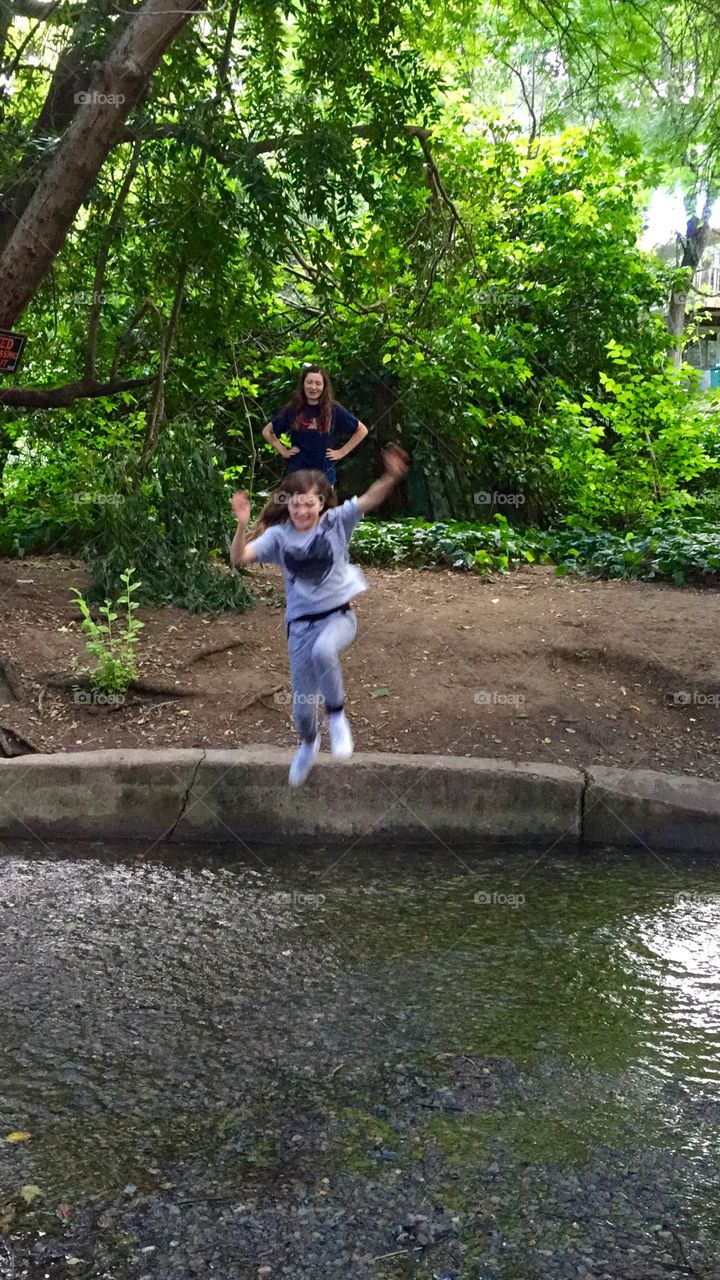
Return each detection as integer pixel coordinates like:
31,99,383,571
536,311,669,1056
230,491,258,566
356,445,410,515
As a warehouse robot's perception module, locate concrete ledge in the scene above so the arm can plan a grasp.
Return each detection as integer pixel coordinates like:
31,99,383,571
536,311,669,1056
174,749,582,846
0,749,203,841
0,749,719,852
584,766,720,854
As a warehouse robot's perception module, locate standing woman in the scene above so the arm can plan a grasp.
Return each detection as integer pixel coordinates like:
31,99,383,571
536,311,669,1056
262,365,368,486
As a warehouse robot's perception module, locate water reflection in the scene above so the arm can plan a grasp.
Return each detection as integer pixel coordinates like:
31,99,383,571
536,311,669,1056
630,894,720,1083
1,840,720,1207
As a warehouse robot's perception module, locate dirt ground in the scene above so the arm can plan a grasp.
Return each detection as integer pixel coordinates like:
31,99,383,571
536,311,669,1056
1,554,719,779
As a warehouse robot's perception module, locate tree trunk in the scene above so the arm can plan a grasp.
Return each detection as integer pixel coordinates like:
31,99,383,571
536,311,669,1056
667,200,714,367
0,0,203,330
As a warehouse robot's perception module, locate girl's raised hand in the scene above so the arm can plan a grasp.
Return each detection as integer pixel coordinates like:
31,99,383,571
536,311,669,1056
382,443,410,480
231,490,251,525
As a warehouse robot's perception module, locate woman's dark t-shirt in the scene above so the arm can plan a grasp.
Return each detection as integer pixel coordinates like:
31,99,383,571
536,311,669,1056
271,402,359,483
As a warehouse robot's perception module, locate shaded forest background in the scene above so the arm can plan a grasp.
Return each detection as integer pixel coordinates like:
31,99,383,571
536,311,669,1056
1,0,719,606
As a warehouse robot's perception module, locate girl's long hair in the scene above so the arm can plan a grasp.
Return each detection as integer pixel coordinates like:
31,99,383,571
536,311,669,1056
249,470,337,538
283,364,335,435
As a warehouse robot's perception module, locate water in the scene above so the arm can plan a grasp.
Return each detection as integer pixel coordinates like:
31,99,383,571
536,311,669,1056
1,840,719,1277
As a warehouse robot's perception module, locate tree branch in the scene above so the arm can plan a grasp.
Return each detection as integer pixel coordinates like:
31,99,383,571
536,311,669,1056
84,139,142,380
0,0,205,329
119,120,432,165
137,260,187,473
0,375,154,409
109,297,156,379
14,0,77,16
414,131,481,276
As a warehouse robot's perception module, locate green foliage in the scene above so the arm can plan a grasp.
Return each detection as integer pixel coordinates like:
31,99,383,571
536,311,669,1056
87,420,254,614
548,518,720,585
309,126,710,525
353,514,720,585
549,344,720,525
0,407,145,555
354,513,544,573
2,0,720,584
71,569,144,696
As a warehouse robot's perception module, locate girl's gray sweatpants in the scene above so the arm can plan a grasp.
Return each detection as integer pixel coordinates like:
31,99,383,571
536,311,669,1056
287,608,357,742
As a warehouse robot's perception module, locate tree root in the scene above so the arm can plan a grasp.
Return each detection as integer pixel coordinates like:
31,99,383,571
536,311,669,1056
0,655,23,701
0,723,40,757
39,673,198,699
187,638,250,664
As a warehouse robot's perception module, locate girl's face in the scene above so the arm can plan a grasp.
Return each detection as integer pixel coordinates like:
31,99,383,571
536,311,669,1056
288,488,324,532
303,371,324,403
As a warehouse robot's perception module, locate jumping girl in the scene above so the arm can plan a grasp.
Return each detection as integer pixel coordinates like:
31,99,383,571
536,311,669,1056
261,365,369,486
230,445,409,787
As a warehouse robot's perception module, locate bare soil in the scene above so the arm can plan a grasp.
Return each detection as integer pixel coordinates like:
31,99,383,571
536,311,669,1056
1,555,719,778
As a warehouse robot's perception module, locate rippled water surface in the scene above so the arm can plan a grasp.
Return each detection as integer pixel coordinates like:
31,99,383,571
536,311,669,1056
1,840,719,1276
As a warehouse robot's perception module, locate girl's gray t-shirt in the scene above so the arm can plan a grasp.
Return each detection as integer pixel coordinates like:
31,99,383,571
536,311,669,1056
250,498,368,623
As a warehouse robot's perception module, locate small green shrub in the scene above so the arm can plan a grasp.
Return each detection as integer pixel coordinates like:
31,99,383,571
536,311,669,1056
71,568,145,696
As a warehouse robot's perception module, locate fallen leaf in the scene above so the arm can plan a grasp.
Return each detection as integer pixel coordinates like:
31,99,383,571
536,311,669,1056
20,1185,41,1206
370,687,390,698
5,1131,30,1143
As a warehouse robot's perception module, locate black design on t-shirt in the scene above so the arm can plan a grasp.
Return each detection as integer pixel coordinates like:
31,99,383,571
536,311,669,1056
283,533,334,586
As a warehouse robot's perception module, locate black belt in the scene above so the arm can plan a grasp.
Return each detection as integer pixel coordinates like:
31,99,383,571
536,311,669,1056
287,601,351,635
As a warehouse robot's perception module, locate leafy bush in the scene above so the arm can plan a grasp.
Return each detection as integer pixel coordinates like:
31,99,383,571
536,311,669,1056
354,515,546,573
548,518,720,585
352,514,720,585
0,405,146,556
550,343,720,526
87,419,253,614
